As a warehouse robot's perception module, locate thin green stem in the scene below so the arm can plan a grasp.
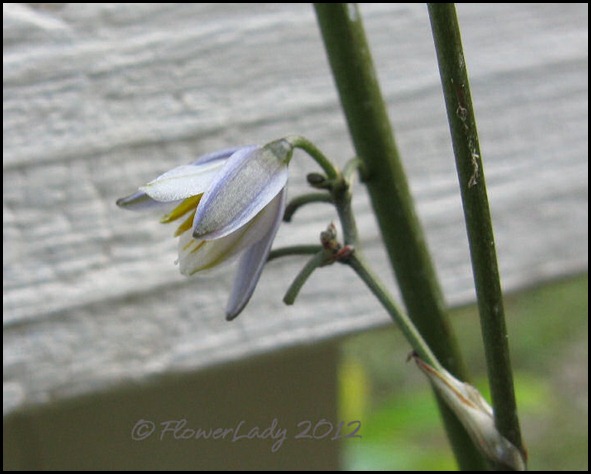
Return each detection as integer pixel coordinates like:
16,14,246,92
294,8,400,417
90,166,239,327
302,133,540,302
342,157,365,183
335,158,363,247
314,4,486,469
347,254,441,369
428,4,524,460
332,178,359,248
283,251,326,305
285,135,339,180
284,193,333,223
268,245,323,262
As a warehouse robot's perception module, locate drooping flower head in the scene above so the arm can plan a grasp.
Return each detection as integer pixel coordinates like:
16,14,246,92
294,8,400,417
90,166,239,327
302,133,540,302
117,139,293,320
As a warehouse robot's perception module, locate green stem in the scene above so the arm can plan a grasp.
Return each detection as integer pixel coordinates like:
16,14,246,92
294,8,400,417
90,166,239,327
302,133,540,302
284,193,333,223
347,254,441,369
335,157,364,247
285,135,339,180
268,245,322,262
283,251,326,305
313,3,465,378
342,157,365,183
428,4,524,459
314,4,486,469
332,176,359,248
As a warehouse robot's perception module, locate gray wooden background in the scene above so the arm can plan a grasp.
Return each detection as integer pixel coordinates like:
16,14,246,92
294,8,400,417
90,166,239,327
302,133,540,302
3,3,588,415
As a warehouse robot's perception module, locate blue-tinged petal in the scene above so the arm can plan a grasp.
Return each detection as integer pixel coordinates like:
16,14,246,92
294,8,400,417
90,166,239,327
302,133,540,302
193,141,291,240
225,188,286,320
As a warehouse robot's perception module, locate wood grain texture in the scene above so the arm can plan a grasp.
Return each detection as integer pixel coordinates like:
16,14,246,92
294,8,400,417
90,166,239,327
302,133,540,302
3,3,588,413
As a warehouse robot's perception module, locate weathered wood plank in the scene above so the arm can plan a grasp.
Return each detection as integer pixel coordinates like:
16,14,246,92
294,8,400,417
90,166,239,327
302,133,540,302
3,3,588,413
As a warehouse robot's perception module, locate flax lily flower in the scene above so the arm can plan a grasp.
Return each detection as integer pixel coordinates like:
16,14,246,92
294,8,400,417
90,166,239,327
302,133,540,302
117,140,293,320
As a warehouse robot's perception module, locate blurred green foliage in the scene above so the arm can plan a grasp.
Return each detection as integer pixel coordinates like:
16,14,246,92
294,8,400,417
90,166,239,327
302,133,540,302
340,274,588,470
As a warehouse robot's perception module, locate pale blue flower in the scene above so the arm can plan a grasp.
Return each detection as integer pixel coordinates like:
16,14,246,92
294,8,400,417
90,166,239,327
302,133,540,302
117,141,292,319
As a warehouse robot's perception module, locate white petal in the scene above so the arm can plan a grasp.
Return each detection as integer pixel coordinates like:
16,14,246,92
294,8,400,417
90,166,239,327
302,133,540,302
116,190,179,212
177,228,248,275
140,159,227,202
192,144,289,240
226,189,286,320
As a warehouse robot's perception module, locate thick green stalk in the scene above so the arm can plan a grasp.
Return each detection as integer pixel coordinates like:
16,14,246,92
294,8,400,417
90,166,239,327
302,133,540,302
314,4,486,469
428,4,525,460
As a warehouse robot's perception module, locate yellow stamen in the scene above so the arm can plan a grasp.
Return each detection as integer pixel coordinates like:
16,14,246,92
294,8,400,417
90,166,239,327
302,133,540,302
160,194,202,224
174,210,197,237
190,240,206,254
182,237,205,253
